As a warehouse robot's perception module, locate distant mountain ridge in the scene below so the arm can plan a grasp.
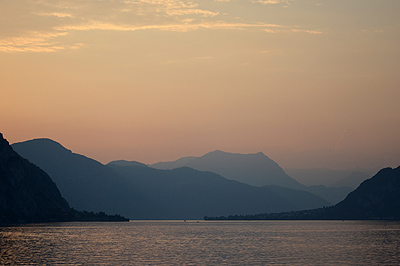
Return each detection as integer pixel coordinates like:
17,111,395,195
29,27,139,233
285,168,373,188
108,163,330,219
152,150,303,189
13,139,330,219
330,171,371,188
150,150,352,204
206,166,400,220
108,160,148,168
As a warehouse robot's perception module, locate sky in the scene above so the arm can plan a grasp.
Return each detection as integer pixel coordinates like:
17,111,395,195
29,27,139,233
1,0,399,170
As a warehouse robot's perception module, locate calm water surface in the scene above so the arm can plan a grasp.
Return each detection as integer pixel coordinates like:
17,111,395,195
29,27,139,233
1,220,400,265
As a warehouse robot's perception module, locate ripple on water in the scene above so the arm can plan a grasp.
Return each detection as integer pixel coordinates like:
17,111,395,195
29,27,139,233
1,220,400,265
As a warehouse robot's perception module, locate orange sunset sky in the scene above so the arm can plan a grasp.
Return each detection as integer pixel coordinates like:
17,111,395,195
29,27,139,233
1,0,399,169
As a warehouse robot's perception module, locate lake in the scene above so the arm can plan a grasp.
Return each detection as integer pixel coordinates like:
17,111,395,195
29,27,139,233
1,220,400,265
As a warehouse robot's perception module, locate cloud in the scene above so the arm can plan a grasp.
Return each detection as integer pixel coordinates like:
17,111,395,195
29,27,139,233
36,12,74,18
253,0,292,5
0,0,320,53
57,20,288,33
255,0,283,4
263,28,322,35
0,32,68,53
290,29,322,34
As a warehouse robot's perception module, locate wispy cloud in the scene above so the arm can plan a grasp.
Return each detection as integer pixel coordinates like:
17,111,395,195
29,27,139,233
57,21,288,32
263,28,322,34
0,0,319,53
290,29,322,35
253,0,292,6
36,12,74,18
0,32,68,53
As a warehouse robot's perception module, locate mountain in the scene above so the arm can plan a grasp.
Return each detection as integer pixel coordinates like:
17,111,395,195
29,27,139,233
12,139,330,219
108,163,330,219
285,168,374,187
0,133,70,224
328,167,400,219
108,160,148,168
12,138,132,216
330,171,371,189
151,150,352,204
206,166,400,220
152,150,304,189
304,185,353,205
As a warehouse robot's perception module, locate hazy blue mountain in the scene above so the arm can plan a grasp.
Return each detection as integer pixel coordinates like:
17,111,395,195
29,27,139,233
0,133,70,224
265,185,333,208
12,138,330,219
108,163,330,219
330,171,371,189
108,160,148,168
285,168,375,187
151,150,353,204
305,185,353,205
152,150,304,189
206,167,400,220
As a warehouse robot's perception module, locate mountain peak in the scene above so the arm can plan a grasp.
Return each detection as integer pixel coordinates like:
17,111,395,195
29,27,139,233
107,160,148,168
12,138,72,157
152,150,303,189
0,132,10,149
205,150,265,157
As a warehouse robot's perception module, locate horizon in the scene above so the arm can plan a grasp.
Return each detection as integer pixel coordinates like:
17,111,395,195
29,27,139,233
1,0,399,170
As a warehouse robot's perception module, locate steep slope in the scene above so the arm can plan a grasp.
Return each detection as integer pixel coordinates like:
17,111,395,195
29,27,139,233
328,167,400,219
152,150,303,189
12,139,130,215
0,133,70,224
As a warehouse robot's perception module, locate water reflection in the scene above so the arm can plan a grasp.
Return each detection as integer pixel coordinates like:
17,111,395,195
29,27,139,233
1,221,400,265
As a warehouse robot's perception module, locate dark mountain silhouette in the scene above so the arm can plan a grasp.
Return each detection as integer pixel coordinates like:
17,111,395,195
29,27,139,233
151,150,351,204
205,166,400,220
1,134,128,224
327,167,400,219
330,171,371,189
0,133,69,223
12,138,133,216
13,139,330,219
152,150,304,189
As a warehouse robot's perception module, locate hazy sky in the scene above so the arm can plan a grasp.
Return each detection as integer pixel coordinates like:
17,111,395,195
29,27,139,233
1,0,399,169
